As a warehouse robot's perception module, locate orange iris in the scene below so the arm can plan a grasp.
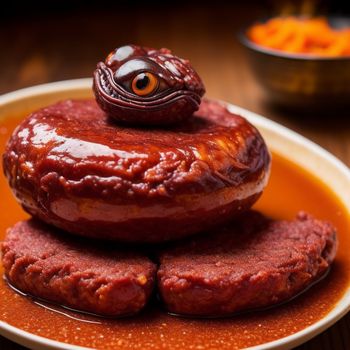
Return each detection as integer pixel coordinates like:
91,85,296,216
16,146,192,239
131,72,159,96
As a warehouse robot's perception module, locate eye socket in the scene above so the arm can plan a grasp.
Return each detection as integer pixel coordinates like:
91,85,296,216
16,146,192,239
131,72,159,96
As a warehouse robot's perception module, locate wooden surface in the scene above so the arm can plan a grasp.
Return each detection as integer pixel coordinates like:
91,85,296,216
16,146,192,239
0,2,349,349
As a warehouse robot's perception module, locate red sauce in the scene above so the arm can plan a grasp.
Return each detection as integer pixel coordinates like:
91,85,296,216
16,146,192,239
0,114,349,349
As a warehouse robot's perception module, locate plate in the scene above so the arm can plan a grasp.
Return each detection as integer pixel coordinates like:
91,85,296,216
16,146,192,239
0,79,349,350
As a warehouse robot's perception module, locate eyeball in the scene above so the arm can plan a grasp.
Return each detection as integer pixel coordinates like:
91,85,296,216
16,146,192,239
93,45,205,125
131,72,159,96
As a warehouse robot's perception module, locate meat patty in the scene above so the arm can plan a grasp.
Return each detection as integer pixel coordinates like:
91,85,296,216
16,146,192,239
157,211,337,316
3,98,270,242
1,220,156,317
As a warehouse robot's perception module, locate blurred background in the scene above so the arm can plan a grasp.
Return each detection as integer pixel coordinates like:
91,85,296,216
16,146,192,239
1,0,349,96
0,1,350,349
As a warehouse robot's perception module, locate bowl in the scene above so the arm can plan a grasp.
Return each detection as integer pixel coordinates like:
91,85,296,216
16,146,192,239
239,16,350,111
0,79,350,350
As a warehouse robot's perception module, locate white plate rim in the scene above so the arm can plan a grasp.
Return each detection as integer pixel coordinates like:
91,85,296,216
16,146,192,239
0,78,349,350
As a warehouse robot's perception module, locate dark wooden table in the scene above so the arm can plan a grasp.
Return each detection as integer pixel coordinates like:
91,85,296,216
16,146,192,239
0,2,349,349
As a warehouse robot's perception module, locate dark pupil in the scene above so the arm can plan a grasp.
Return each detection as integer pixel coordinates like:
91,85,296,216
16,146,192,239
135,74,149,90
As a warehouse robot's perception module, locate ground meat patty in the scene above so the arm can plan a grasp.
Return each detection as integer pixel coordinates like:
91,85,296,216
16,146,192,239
157,211,337,316
1,220,156,317
3,98,270,242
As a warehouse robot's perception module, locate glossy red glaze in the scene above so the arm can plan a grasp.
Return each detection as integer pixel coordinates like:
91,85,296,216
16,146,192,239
2,98,270,242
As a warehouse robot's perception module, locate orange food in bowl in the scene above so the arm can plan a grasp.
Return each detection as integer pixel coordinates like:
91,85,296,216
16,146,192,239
248,17,350,57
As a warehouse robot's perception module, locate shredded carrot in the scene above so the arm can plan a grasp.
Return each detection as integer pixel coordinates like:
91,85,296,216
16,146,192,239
248,17,350,57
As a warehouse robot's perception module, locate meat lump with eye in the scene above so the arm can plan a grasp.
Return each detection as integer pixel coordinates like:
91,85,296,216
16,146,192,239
93,45,206,125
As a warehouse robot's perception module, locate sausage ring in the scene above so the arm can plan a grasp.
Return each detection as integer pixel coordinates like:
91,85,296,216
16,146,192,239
3,98,270,242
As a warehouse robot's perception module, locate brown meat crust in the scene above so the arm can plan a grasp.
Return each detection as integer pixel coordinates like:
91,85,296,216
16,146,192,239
2,98,270,242
157,211,338,316
1,220,156,317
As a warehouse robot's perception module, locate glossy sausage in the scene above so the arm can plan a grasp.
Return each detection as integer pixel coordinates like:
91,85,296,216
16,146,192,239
3,98,270,242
